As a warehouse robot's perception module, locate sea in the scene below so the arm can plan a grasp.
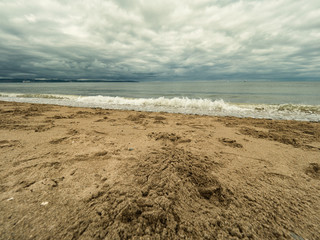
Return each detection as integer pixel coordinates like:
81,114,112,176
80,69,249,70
0,80,319,122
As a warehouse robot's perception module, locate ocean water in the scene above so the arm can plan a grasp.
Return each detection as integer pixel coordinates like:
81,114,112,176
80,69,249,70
0,80,319,121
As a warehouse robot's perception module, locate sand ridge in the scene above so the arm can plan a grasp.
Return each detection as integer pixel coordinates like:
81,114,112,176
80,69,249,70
0,101,319,239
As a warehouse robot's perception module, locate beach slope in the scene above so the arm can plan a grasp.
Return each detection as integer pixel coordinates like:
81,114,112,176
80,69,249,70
0,101,319,239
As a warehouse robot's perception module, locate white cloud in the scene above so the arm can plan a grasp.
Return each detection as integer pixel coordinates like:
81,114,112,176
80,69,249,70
0,0,319,80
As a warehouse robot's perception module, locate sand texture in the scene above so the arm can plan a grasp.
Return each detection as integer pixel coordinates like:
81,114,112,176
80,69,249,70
0,101,319,240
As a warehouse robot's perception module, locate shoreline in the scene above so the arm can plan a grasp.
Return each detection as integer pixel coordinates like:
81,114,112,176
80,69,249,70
0,98,319,122
0,101,319,239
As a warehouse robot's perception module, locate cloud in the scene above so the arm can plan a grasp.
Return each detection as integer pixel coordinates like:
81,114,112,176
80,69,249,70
0,0,319,80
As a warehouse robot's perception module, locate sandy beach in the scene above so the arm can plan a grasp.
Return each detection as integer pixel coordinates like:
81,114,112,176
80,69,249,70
0,100,319,239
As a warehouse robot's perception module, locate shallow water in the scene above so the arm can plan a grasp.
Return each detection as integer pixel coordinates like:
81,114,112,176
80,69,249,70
0,80,319,121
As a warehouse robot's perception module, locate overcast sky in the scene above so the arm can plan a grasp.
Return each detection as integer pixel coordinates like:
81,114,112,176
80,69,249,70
0,0,319,81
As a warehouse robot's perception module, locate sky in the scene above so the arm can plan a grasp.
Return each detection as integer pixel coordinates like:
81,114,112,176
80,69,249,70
0,0,320,81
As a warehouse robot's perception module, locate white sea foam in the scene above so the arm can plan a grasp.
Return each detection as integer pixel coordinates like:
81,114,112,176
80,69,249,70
0,93,319,122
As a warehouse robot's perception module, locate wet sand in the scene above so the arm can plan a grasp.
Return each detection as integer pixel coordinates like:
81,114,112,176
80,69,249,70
0,101,319,239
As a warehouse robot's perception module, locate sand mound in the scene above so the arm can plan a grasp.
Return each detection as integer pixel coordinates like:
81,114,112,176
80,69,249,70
52,146,238,239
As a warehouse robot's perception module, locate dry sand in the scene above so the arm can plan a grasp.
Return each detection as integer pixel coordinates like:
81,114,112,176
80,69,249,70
0,101,319,240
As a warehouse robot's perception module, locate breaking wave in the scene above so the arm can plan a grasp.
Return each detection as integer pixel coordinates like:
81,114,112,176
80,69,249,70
0,93,319,122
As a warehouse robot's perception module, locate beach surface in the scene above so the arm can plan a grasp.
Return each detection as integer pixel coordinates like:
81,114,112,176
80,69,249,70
0,101,319,239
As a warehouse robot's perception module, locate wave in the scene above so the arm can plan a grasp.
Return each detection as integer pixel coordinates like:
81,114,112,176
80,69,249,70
0,93,319,122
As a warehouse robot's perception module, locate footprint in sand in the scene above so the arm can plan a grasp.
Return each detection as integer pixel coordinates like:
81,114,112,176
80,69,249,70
0,140,21,148
219,138,243,148
305,163,320,179
49,137,69,144
148,132,191,144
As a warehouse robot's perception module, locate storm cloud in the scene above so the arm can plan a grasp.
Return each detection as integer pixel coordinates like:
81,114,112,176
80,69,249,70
0,0,320,81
